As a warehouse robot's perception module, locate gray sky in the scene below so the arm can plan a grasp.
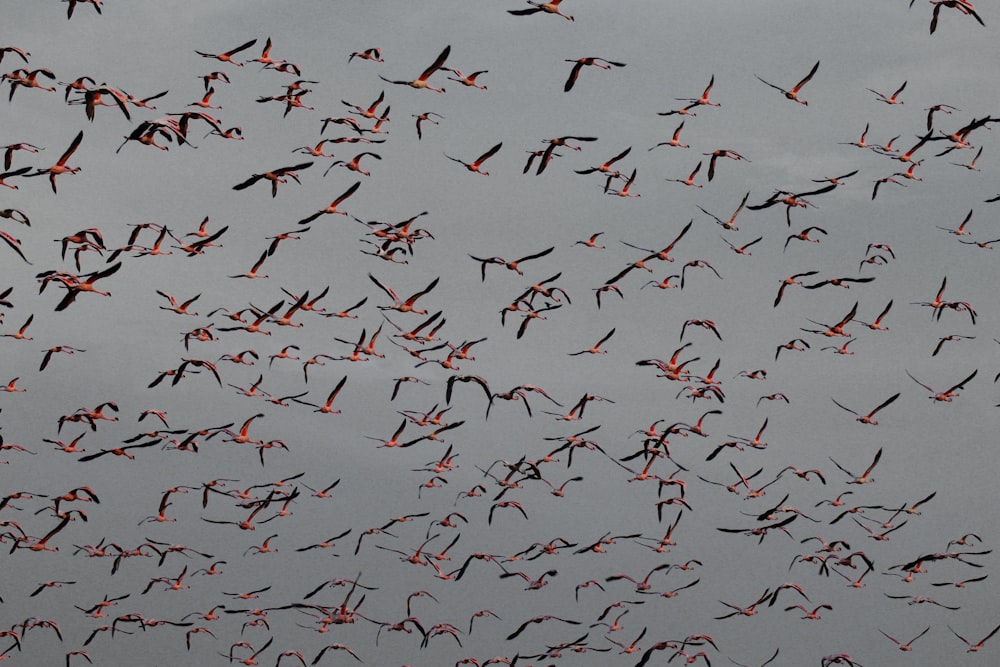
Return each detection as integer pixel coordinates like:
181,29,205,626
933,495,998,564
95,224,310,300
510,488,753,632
2,1,999,665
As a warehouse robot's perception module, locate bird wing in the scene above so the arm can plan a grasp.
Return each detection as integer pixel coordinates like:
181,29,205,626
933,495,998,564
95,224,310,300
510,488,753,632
418,44,451,81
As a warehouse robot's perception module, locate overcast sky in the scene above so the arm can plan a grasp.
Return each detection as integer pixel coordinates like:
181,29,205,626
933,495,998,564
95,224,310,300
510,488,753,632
2,1,1000,665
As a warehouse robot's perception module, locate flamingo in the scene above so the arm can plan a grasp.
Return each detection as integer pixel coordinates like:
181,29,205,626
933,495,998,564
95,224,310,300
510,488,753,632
298,376,348,414
774,338,810,361
77,438,161,462
281,287,337,316
831,394,899,425
292,139,335,158
15,515,72,552
575,147,631,181
924,102,959,130
0,166,31,190
469,246,553,280
313,643,363,663
116,118,185,153
722,235,763,256
246,36,282,68
605,563,672,593
803,275,874,290
0,46,30,65
829,447,883,486
869,80,906,104
607,168,639,197
446,68,488,89
679,74,721,108
913,275,956,320
650,121,690,151
48,262,121,311
198,70,230,90
852,300,892,331
342,90,386,119
859,253,890,271
574,232,606,249
929,0,984,34
1,313,33,340
568,328,615,355
323,151,380,177
521,148,560,175
445,142,502,175
534,135,597,174
949,622,1000,652
379,45,451,92
680,259,721,289
884,593,960,610
702,149,750,183
812,170,859,187
63,0,103,17
726,418,770,452
25,130,83,193
892,131,935,164
821,339,856,355
755,60,820,105
839,122,872,149
892,161,923,182
933,115,988,154
937,209,974,235
669,161,702,188
195,38,257,66
658,101,700,117
696,194,749,235
906,368,977,402
0,227,33,263
368,273,439,314
55,226,103,264
506,614,581,641
37,346,84,372
784,226,827,251
223,637,274,666
4,67,56,98
782,604,830,621
800,301,857,337
412,111,443,140
233,162,313,197
749,183,837,225
508,0,574,20
156,291,200,316
714,589,774,619
931,334,975,356
384,311,442,345
349,47,382,63
563,57,626,92
73,84,131,122
678,319,721,342
124,88,168,110
187,87,220,110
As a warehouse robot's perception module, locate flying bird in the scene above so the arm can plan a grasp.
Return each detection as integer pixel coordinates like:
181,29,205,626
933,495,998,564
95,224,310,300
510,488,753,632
563,57,626,92
755,60,820,105
379,45,451,92
445,142,503,175
906,369,977,402
194,38,258,66
869,80,907,104
829,447,884,484
508,0,574,21
831,393,900,426
233,162,313,197
26,130,83,193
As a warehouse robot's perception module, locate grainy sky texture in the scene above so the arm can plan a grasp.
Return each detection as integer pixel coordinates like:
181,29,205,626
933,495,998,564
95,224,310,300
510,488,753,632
2,1,1000,666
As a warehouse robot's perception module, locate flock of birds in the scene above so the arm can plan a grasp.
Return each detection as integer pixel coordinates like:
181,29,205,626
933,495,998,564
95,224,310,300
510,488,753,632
3,1,1000,666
